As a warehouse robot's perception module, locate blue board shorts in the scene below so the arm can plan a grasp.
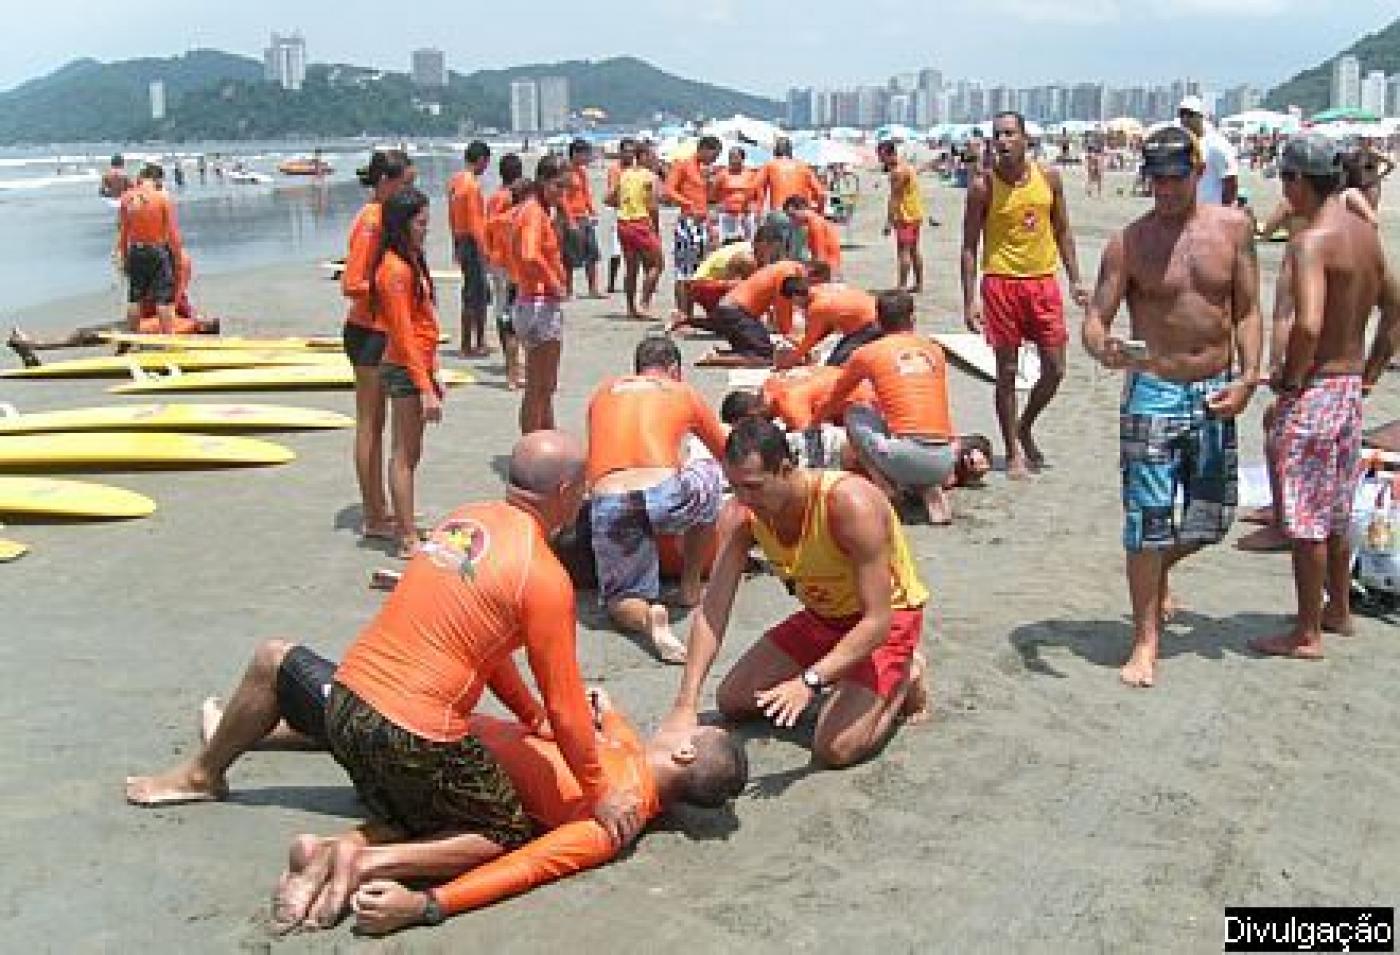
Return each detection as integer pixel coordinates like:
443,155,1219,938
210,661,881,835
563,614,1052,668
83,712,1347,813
1119,371,1237,552
589,458,724,603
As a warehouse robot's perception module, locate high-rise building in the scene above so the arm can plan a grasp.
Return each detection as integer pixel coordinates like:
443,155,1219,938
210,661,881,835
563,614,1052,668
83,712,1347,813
887,93,912,126
890,72,919,94
510,80,539,134
537,76,570,131
1331,54,1361,110
149,81,165,121
787,87,814,128
263,32,307,91
411,48,446,88
1388,74,1400,118
856,86,887,128
913,89,933,127
1361,70,1387,115
919,69,943,96
1069,83,1105,121
813,89,836,128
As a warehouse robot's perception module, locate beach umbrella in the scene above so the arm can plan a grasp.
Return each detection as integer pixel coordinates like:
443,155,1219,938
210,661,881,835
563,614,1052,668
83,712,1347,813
1106,117,1144,135
827,126,864,142
875,123,916,143
795,139,866,167
1023,119,1046,138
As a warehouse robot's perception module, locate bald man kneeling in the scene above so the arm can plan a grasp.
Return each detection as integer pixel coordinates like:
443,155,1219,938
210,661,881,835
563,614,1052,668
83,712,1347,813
126,431,646,931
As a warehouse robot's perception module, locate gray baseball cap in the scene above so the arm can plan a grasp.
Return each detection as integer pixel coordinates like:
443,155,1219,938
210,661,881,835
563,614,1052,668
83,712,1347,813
1280,134,1340,178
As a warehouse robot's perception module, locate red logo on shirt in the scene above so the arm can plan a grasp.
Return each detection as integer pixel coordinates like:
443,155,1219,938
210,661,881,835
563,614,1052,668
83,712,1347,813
424,517,491,580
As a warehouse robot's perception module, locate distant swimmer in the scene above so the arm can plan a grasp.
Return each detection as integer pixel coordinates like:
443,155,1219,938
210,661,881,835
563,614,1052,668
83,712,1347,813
99,153,132,199
512,155,569,434
815,291,959,525
585,337,729,662
561,138,604,299
375,188,443,560
126,431,654,934
342,149,415,543
664,135,722,322
1083,127,1262,688
446,140,492,357
877,141,927,294
605,139,663,320
1250,135,1399,661
961,111,1087,479
117,164,183,336
662,417,931,768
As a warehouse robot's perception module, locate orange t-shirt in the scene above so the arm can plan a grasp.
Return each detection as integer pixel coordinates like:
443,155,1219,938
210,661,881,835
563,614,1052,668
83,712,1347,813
482,188,514,267
512,198,565,298
586,373,728,482
561,163,596,222
447,169,486,244
119,183,181,249
665,156,710,218
825,332,953,438
758,158,826,211
435,710,660,916
376,252,440,395
712,167,759,214
791,284,877,363
723,260,805,335
763,365,874,430
335,501,607,801
796,209,842,273
341,202,382,330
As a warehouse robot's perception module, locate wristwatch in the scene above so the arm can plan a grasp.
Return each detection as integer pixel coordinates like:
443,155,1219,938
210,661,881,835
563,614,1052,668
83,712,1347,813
420,891,446,926
801,668,826,692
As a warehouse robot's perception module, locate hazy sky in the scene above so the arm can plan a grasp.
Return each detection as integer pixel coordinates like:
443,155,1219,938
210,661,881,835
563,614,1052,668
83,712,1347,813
7,1,1396,97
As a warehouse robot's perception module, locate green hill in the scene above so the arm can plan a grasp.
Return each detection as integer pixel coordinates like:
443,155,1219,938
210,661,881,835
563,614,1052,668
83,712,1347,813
0,52,781,144
1266,16,1400,114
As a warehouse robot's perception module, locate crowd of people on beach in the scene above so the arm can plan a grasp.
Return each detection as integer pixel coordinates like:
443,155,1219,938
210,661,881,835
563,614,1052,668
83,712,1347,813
120,97,1398,936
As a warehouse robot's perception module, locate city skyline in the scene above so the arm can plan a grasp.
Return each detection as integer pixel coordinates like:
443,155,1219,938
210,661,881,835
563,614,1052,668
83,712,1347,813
1,1,1394,98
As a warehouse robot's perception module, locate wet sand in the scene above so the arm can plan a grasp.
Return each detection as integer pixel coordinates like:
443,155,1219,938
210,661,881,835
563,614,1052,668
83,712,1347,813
1,162,1397,952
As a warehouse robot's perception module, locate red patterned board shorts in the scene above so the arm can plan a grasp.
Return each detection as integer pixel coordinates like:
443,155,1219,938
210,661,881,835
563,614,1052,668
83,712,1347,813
617,218,661,257
767,607,923,699
981,274,1067,350
1271,375,1364,541
893,221,921,249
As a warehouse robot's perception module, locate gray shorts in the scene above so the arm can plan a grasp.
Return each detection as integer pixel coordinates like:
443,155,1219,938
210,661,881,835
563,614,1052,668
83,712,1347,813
846,404,955,489
513,297,563,349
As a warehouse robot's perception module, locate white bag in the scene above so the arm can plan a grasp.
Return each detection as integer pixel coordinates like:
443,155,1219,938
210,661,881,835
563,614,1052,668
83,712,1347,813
1352,474,1400,596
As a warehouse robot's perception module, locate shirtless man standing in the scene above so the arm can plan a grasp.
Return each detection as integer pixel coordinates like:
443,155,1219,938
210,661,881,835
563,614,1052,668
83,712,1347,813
1082,127,1262,688
1251,134,1400,660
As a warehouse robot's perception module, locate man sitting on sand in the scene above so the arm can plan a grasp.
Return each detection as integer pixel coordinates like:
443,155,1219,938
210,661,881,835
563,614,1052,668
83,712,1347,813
1082,127,1262,688
661,418,931,768
128,637,745,936
1249,135,1400,661
585,337,728,663
815,291,959,525
127,431,647,921
667,224,783,335
773,268,880,369
693,258,808,368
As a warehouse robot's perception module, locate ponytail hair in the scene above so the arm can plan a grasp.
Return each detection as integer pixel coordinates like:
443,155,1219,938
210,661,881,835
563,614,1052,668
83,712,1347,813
370,186,434,307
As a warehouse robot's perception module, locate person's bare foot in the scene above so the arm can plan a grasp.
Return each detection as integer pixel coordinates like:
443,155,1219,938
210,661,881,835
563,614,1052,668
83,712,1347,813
1018,428,1045,472
271,837,335,934
900,650,931,725
1006,454,1032,481
125,759,229,806
360,518,398,542
1241,506,1275,525
305,837,363,929
394,538,420,561
1321,609,1356,636
1236,525,1290,553
1249,632,1324,660
1119,644,1157,688
922,487,952,525
648,604,687,664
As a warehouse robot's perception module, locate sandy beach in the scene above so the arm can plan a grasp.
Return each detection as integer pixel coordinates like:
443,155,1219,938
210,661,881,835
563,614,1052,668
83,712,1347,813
1,161,1397,952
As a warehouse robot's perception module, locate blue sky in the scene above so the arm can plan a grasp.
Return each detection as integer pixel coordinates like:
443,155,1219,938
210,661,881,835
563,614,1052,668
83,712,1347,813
8,0,1396,96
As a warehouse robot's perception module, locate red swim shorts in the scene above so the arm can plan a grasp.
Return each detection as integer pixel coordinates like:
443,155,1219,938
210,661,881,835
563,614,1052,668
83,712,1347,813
767,607,923,698
688,279,735,316
980,274,1066,350
893,221,920,249
617,219,661,258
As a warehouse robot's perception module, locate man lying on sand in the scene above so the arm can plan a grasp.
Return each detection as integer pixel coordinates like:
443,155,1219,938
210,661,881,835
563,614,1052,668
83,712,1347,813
127,639,744,935
1083,127,1262,688
661,418,931,768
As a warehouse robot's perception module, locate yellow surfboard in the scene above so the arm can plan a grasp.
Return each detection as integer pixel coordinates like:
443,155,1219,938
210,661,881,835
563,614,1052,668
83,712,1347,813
1,350,344,379
0,538,27,562
0,476,156,518
110,365,473,394
96,332,342,351
0,432,295,469
0,403,353,435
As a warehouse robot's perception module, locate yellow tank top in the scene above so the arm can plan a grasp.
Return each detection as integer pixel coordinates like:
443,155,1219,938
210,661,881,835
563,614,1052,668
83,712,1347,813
982,163,1059,277
618,168,654,222
893,161,925,223
749,471,928,619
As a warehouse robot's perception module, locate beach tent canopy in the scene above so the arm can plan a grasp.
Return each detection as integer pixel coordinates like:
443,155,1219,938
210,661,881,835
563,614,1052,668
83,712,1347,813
660,137,770,167
874,123,917,143
1106,117,1144,134
794,138,867,167
1220,110,1300,134
826,126,865,142
1310,106,1379,124
704,114,782,147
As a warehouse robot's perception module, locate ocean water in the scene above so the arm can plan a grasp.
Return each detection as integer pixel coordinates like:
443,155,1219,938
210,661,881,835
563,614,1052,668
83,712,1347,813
0,141,487,326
